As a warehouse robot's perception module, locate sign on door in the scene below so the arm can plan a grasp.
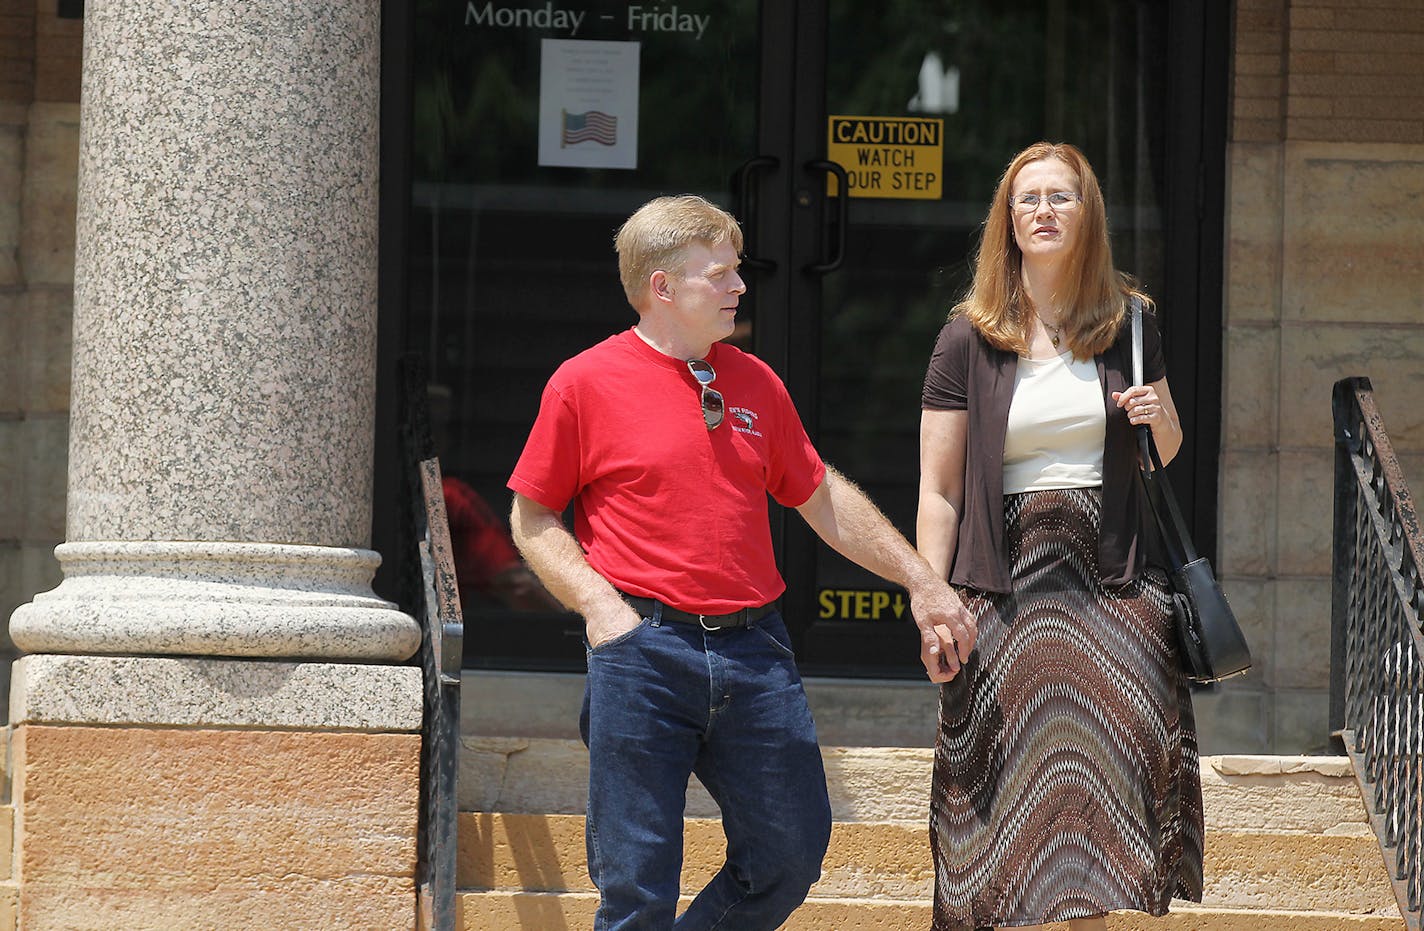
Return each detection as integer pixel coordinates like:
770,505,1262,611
825,115,943,200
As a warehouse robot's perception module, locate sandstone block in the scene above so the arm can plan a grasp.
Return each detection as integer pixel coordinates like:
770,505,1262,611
1275,446,1335,578
13,724,420,931
1272,690,1334,755
0,119,20,286
1282,144,1424,319
1218,449,1277,577
1280,325,1424,453
0,294,20,413
18,102,77,286
1221,324,1279,448
1272,578,1333,690
1216,578,1274,689
19,285,70,413
464,811,1396,913
458,892,1405,931
0,419,19,539
1218,142,1287,323
19,413,65,541
1192,689,1271,755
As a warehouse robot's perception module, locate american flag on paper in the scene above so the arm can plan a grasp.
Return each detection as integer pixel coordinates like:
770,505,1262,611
562,110,618,147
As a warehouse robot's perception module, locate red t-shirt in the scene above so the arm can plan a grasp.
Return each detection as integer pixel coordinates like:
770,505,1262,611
509,328,824,614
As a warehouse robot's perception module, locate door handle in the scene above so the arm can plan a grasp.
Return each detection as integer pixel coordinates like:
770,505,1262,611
803,159,848,274
733,155,779,272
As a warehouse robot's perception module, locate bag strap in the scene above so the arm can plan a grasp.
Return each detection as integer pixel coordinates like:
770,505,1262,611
1130,298,1200,567
1130,296,1144,387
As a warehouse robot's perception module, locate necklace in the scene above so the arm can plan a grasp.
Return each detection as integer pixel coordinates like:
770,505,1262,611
1035,312,1063,349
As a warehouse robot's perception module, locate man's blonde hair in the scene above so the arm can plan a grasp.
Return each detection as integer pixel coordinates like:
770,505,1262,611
615,195,744,306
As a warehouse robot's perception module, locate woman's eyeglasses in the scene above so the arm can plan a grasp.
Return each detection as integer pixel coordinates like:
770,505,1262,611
1011,191,1080,213
687,359,724,430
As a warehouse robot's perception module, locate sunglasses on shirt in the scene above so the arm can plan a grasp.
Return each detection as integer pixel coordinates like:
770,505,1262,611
687,359,724,430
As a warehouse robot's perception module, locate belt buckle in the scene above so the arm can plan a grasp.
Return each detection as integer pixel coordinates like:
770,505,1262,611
698,613,717,631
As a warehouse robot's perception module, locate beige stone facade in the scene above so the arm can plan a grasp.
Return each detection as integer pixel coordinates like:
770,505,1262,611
1212,0,1424,752
3,1,1424,753
12,725,419,930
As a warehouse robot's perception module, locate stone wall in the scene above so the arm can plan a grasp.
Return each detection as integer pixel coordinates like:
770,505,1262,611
1213,0,1424,751
0,2,79,677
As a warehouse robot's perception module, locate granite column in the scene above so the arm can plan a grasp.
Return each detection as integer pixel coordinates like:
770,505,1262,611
5,2,422,926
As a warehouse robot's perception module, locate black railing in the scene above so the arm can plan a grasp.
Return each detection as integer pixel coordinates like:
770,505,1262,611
401,355,464,931
1331,375,1423,930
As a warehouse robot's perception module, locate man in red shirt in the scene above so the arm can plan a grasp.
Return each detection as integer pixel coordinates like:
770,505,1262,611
508,195,975,931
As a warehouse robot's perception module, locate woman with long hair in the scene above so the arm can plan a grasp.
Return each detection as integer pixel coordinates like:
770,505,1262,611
917,142,1204,930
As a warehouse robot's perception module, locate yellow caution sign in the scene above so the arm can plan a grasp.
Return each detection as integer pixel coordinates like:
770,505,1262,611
818,588,910,622
826,115,943,200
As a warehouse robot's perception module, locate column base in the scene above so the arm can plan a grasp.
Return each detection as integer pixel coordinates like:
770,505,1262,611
9,541,421,661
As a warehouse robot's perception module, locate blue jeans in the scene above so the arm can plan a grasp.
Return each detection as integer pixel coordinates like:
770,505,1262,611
579,606,831,931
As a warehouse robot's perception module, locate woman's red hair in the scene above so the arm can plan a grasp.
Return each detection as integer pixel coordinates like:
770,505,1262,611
956,142,1149,357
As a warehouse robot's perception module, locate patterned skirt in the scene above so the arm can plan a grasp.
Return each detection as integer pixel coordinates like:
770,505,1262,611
930,488,1203,930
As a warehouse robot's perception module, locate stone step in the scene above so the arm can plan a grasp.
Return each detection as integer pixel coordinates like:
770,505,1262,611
461,738,1378,832
458,891,1405,930
459,812,1397,915
459,742,1400,923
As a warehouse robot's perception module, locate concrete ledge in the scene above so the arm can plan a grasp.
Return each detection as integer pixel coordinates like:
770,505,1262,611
460,812,1397,913
1202,755,1372,834
1215,755,1352,777
462,738,1373,835
459,891,1405,930
462,670,943,747
461,738,939,820
10,655,422,731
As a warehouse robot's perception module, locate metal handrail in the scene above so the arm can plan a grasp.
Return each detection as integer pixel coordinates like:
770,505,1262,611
1331,376,1424,929
401,354,464,931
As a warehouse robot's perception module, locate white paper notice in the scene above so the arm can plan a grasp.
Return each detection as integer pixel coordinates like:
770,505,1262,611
538,39,640,170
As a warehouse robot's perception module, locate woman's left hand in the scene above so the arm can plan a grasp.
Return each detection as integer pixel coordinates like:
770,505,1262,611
1112,385,1167,429
1113,377,1183,464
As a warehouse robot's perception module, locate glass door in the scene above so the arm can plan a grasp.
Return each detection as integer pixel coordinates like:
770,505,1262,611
404,1,801,669
393,0,1222,675
777,0,1209,675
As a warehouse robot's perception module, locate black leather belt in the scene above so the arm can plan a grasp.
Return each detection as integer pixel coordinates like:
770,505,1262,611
620,594,771,630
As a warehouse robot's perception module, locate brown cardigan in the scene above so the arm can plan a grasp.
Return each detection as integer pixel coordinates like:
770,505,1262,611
921,308,1167,594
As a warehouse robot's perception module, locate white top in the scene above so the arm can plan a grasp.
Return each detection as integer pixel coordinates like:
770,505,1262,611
1002,350,1106,494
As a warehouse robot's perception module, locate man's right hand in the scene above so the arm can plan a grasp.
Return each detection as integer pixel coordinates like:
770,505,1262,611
510,494,649,649
907,577,977,683
585,600,645,649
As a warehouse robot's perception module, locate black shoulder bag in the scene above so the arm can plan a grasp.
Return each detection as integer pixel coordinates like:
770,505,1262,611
1131,302,1252,684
